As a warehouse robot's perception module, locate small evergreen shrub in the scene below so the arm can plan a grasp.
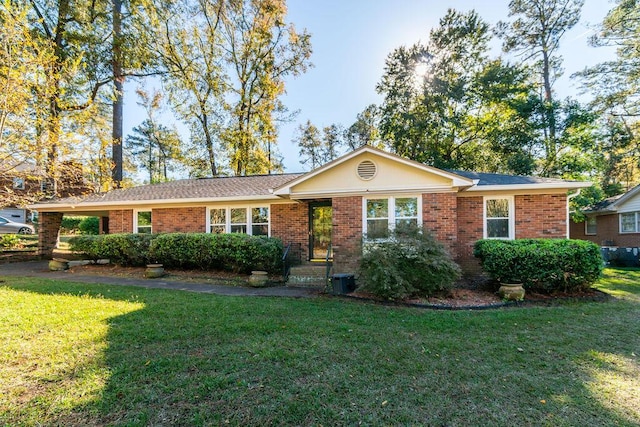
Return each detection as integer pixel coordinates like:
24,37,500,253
473,239,603,293
358,227,461,301
0,234,23,250
68,233,283,273
78,216,100,235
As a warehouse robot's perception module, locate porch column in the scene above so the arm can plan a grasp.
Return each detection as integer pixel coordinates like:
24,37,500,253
38,212,63,258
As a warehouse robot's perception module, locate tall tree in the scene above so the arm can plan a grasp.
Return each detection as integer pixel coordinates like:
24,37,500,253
377,9,538,173
125,88,184,183
321,124,343,162
497,0,585,175
294,120,322,169
344,104,381,150
220,0,312,176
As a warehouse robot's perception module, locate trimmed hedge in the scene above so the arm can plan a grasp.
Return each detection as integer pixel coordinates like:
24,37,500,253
358,227,461,301
68,233,283,274
473,239,603,293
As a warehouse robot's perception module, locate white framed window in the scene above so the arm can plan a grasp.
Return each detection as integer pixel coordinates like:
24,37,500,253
363,196,421,239
585,216,597,235
483,196,514,239
13,177,25,190
134,210,152,234
206,206,270,236
619,212,640,233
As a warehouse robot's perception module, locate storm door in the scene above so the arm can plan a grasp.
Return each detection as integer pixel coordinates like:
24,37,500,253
309,202,332,260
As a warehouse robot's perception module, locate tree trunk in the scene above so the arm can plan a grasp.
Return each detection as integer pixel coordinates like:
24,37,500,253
112,0,124,187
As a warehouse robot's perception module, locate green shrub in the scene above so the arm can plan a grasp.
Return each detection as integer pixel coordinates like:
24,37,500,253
79,217,100,235
68,234,154,266
149,233,283,274
358,227,461,301
0,234,23,250
69,232,284,273
473,239,603,293
60,217,83,234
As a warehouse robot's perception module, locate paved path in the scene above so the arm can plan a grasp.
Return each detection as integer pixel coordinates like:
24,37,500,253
0,261,321,298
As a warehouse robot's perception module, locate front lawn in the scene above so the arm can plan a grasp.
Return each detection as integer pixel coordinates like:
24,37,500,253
1,269,638,426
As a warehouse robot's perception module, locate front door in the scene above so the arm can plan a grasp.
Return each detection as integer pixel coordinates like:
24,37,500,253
309,202,332,260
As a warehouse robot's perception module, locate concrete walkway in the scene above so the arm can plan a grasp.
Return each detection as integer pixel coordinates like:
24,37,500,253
0,261,321,298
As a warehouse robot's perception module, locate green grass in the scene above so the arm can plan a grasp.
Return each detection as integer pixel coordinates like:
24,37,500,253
1,269,638,426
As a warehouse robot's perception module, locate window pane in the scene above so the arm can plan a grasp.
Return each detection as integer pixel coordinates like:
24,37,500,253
621,213,636,233
231,224,247,233
231,208,246,223
487,199,509,218
395,197,418,218
210,208,226,225
395,218,418,232
487,218,509,238
367,199,388,219
137,211,152,226
586,217,597,234
210,225,225,234
252,207,269,224
367,219,389,239
252,224,268,236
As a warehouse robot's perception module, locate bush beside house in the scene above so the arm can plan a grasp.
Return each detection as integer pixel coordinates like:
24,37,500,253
358,227,461,301
473,239,603,293
68,233,283,274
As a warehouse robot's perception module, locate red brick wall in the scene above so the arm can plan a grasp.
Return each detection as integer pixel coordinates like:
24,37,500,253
422,192,457,257
456,196,484,272
571,214,640,247
515,194,567,238
332,196,363,273
271,203,309,261
153,207,206,233
38,212,63,257
109,210,133,233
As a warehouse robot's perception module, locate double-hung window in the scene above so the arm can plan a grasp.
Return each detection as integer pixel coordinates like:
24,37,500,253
364,196,420,239
207,206,270,236
620,212,640,233
134,210,152,234
585,216,597,235
484,196,514,239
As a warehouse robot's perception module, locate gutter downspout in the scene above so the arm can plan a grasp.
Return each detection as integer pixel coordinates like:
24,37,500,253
566,189,582,239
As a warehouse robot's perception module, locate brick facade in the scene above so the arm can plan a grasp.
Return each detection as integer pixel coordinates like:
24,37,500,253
456,196,484,272
571,214,640,247
332,196,363,274
422,192,457,257
271,202,309,261
38,212,63,257
109,210,133,233
153,207,206,233
515,194,567,238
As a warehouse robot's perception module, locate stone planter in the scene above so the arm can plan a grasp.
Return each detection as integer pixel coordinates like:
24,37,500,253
49,258,69,271
248,270,269,287
498,283,525,301
145,264,165,278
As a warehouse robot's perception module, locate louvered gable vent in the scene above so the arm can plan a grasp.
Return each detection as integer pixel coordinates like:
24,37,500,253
357,160,377,180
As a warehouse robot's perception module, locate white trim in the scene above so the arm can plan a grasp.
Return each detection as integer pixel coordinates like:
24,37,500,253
205,205,271,236
483,196,515,240
619,212,640,234
362,195,422,238
133,209,152,234
466,182,592,193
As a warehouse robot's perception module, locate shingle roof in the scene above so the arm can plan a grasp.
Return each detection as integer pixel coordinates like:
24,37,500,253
449,170,578,186
46,173,304,205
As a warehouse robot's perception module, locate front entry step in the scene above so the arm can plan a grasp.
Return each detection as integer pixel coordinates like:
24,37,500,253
287,264,331,287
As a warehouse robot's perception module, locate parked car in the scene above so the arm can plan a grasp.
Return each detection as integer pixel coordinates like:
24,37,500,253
0,216,35,234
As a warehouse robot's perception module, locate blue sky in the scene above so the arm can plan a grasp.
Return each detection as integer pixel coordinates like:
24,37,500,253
123,0,615,175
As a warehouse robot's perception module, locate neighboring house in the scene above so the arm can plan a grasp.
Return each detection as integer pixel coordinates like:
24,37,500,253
31,146,590,273
570,184,640,250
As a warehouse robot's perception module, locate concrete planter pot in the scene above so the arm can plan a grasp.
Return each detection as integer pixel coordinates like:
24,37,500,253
248,270,269,287
498,283,525,301
49,258,69,271
145,264,165,278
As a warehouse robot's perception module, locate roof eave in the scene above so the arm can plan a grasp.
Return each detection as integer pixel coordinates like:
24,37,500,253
465,181,592,192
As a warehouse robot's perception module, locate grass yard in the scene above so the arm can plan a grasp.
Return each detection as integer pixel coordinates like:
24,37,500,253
0,269,638,426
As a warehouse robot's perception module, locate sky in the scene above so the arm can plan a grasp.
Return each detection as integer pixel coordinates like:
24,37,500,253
122,0,617,175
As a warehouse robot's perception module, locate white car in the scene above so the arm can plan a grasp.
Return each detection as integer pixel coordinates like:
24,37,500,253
0,216,35,234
